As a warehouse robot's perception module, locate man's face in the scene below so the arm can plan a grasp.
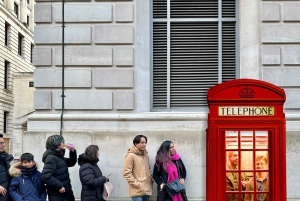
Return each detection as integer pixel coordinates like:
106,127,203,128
21,160,35,168
256,159,266,170
0,138,5,152
135,137,147,152
229,151,239,167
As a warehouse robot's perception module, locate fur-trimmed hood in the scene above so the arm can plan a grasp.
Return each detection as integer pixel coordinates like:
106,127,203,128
9,161,39,178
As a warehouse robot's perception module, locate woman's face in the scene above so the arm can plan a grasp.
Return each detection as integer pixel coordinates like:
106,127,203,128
97,151,100,159
58,141,65,150
169,143,175,156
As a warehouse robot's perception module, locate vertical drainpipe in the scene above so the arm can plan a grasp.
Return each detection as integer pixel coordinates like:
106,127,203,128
60,0,65,136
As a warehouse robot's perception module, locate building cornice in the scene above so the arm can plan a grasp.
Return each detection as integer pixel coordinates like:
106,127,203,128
0,4,34,38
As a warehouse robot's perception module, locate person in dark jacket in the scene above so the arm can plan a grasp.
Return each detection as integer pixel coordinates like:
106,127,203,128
9,153,46,201
78,145,109,201
153,141,187,201
41,135,77,201
0,134,14,201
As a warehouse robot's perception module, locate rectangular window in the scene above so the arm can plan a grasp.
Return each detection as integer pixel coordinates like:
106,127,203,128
27,0,29,4
14,3,18,18
18,34,23,55
152,0,239,110
4,61,9,89
5,23,9,46
31,44,34,63
27,15,30,26
3,111,8,134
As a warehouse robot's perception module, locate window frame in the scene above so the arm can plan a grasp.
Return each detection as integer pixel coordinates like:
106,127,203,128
14,2,19,18
4,61,9,89
18,33,23,56
151,0,240,111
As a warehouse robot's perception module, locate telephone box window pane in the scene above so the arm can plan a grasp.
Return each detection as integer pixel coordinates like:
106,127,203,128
226,172,239,192
255,131,268,149
241,151,253,170
241,131,253,149
243,172,253,191
226,131,238,149
255,153,268,170
244,194,254,201
226,151,239,170
226,193,240,201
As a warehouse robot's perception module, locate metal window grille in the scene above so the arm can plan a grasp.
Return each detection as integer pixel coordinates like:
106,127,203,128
152,0,238,110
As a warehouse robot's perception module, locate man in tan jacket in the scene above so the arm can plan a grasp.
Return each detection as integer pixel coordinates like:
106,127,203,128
123,135,153,201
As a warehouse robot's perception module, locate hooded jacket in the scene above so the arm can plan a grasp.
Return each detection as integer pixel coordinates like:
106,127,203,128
0,151,13,201
41,149,77,201
123,146,153,197
78,154,107,201
8,162,46,201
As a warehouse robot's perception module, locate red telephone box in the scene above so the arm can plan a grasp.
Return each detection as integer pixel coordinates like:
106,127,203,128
206,79,286,201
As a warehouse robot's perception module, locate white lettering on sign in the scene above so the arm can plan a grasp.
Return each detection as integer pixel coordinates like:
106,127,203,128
218,106,275,116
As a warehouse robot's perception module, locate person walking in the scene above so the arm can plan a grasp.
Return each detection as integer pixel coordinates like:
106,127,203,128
78,145,109,201
123,135,153,201
153,141,187,201
41,135,77,201
0,134,13,201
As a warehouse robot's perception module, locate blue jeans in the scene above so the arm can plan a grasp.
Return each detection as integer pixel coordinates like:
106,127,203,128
132,195,150,201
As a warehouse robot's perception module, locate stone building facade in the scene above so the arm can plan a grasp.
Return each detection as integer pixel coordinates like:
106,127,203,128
31,0,300,200
0,0,34,156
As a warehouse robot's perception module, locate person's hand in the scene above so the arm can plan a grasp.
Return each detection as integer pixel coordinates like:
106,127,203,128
160,183,165,191
179,178,185,185
0,185,7,196
59,187,65,193
241,181,247,188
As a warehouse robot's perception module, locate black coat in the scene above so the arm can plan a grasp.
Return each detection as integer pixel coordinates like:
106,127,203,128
153,159,187,201
78,154,107,201
41,149,77,201
0,151,13,201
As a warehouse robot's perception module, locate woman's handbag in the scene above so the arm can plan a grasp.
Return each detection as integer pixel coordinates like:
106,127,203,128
165,177,186,196
165,161,186,197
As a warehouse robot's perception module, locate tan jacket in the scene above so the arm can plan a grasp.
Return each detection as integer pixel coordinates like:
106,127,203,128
123,146,153,197
226,163,248,201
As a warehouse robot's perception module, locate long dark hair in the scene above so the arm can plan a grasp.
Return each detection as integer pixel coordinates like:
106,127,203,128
155,140,173,171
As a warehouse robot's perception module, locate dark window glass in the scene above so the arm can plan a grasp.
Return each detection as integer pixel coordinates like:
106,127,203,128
14,3,18,18
4,111,8,133
18,34,23,55
4,61,8,89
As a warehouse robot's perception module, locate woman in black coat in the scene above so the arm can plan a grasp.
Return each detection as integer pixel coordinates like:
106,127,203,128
78,145,108,201
41,135,77,201
153,141,187,201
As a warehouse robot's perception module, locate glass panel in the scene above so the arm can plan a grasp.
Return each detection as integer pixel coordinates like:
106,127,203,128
255,131,268,149
243,172,253,191
241,131,253,149
226,151,239,170
255,151,269,170
244,194,253,201
226,193,240,201
226,171,239,192
241,151,253,170
226,131,238,149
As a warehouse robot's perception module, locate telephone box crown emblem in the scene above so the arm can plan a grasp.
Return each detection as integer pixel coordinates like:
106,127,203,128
238,86,255,98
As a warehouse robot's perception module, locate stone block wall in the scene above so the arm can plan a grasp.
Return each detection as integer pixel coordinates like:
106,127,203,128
33,0,135,112
261,1,300,111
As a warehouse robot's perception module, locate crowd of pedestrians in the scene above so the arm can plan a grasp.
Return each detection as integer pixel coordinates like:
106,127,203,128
0,134,187,201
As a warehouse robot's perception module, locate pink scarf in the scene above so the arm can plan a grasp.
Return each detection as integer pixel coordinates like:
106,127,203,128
167,151,183,201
